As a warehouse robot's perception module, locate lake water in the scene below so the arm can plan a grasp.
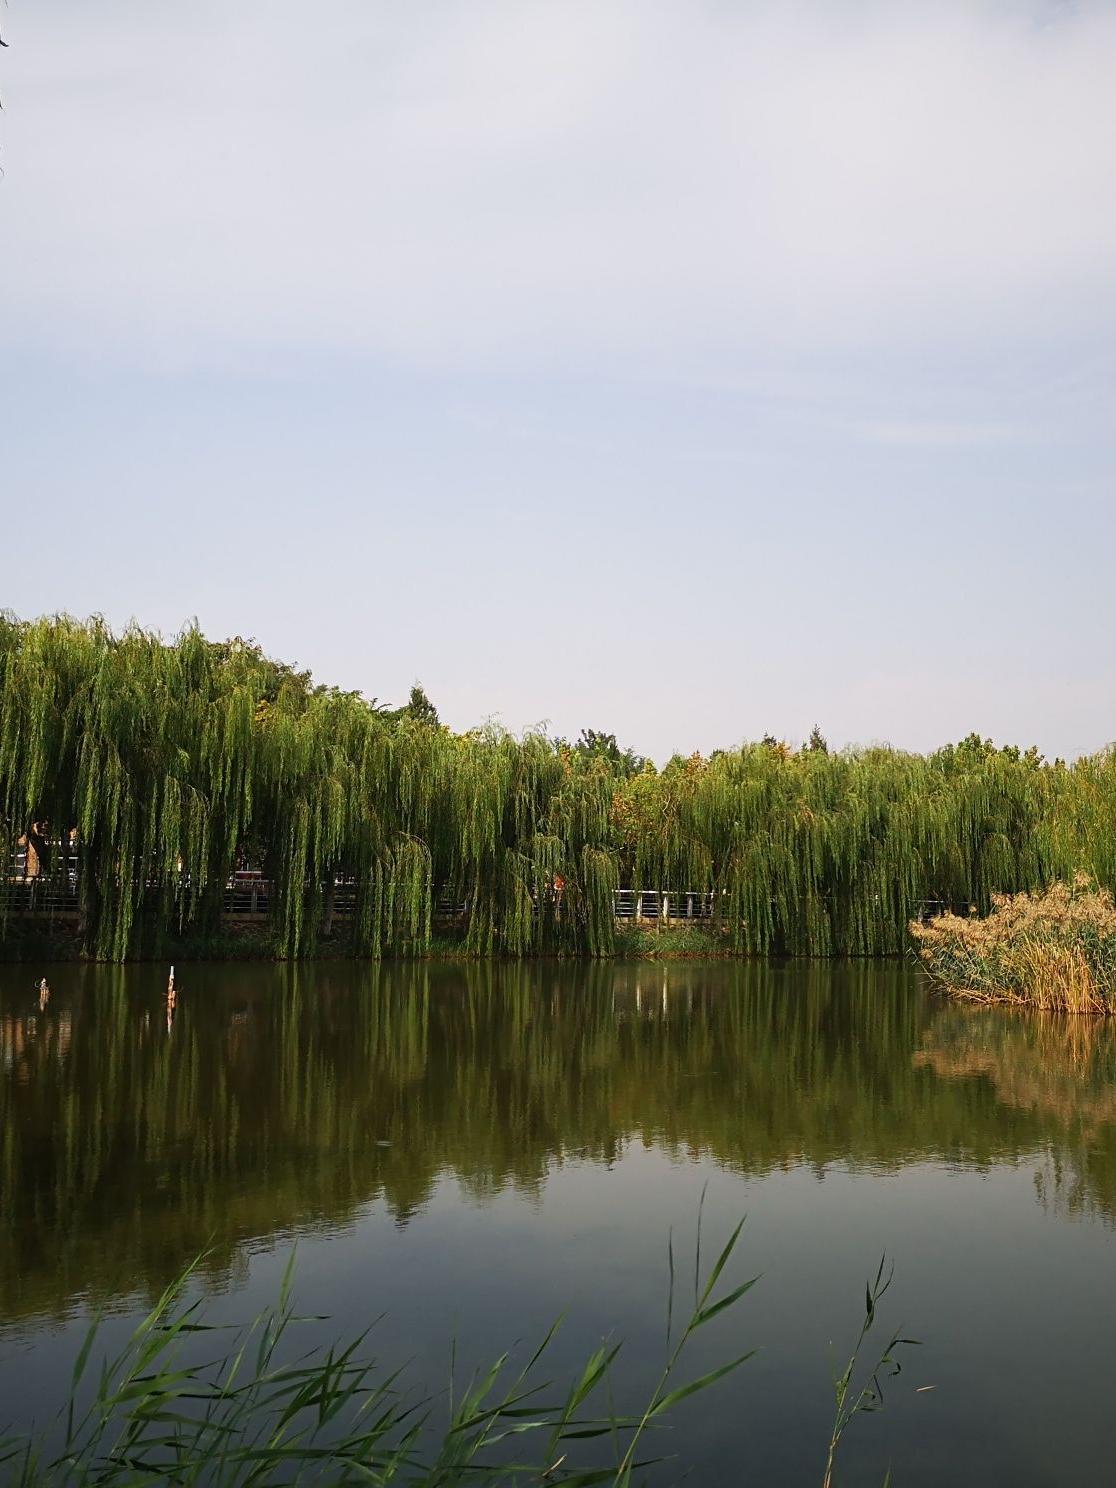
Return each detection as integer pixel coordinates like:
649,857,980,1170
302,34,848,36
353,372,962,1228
2,959,1115,1484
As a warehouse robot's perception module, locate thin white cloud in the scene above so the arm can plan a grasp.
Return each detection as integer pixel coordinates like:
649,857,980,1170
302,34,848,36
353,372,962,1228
2,0,1115,376
848,419,1025,446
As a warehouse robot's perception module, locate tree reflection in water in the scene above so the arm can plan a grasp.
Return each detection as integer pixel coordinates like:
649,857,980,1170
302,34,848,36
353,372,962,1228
4,958,1116,1325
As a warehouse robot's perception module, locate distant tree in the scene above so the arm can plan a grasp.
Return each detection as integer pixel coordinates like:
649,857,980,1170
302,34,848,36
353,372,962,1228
806,725,829,754
573,729,647,778
377,682,441,729
404,684,440,729
759,734,791,761
931,733,1044,774
957,732,995,758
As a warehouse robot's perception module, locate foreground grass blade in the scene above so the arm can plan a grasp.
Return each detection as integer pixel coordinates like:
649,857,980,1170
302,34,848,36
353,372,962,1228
1,1227,918,1487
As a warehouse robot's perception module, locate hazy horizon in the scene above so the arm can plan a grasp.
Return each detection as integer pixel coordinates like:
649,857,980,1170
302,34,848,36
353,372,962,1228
3,1,1114,763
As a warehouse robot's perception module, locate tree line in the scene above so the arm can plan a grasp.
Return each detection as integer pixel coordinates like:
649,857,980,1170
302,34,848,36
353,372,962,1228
2,613,1113,959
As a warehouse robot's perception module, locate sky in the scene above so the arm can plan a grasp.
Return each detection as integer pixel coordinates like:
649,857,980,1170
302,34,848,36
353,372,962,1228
2,0,1114,762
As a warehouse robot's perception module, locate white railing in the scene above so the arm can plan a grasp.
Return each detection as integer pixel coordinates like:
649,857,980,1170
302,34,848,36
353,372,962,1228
3,862,718,925
613,890,715,921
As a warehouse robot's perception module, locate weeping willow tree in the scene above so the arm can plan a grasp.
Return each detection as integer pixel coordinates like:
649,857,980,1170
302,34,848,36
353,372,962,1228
0,615,618,959
612,736,1116,957
1,614,1114,961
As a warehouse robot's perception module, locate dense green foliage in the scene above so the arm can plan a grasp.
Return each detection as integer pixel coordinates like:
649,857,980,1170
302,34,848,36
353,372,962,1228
3,613,1115,960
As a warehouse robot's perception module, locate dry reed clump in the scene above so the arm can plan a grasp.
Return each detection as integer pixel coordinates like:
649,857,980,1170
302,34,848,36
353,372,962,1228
910,876,1116,1013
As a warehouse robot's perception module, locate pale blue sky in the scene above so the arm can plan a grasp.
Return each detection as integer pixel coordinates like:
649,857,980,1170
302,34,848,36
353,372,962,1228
2,1,1114,760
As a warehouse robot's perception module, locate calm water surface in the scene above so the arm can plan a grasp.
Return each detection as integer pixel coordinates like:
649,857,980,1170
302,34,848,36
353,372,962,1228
2,960,1115,1484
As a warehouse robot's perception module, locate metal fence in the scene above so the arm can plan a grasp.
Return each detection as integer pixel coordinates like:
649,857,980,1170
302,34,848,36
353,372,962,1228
2,869,719,925
613,890,715,921
1,878,81,914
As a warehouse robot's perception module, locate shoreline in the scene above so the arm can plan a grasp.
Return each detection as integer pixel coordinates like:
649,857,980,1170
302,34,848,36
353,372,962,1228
0,921,896,965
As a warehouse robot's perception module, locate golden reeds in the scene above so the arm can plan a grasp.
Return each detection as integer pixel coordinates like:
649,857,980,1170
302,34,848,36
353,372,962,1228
911,877,1116,1013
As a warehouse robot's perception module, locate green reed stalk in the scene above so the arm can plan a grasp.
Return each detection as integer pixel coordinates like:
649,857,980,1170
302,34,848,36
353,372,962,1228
0,1232,914,1486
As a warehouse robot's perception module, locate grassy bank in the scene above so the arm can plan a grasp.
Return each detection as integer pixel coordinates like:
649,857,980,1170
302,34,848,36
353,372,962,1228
422,925,737,962
911,877,1116,1013
1,924,734,965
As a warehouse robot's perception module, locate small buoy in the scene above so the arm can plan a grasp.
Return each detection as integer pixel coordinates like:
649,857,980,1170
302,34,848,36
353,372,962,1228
168,964,176,993
38,977,50,1010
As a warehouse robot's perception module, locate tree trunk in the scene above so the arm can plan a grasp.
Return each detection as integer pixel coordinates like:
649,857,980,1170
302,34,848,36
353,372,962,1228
23,821,50,878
